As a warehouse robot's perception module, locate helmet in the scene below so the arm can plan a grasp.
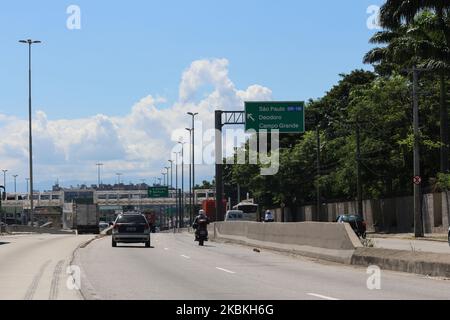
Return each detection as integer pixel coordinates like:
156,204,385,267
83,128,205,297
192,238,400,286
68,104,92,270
199,209,206,216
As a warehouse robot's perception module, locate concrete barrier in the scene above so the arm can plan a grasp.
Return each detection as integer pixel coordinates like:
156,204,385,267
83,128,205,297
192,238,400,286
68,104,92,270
351,247,450,278
212,222,362,264
5,225,76,235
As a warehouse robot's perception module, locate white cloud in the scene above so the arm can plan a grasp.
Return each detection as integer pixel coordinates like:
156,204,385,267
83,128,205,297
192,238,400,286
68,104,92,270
0,58,272,189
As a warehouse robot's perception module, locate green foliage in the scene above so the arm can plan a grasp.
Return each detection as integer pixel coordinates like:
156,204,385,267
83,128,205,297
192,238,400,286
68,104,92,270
222,6,449,212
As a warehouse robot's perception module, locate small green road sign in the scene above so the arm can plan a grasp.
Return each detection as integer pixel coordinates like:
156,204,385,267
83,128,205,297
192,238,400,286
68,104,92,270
148,186,169,198
245,101,305,133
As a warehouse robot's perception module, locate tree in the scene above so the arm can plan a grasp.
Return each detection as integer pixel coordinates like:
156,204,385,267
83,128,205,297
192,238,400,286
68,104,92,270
379,1,450,172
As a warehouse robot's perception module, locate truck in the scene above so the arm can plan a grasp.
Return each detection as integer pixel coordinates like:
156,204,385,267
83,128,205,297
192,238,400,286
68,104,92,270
74,203,100,234
202,199,227,222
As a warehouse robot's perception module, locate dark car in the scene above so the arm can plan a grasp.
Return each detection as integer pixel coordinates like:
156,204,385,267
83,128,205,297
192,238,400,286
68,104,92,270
336,215,367,239
112,213,151,248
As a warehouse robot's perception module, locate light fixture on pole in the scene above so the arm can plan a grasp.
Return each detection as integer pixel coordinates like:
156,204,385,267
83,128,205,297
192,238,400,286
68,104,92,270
19,39,41,226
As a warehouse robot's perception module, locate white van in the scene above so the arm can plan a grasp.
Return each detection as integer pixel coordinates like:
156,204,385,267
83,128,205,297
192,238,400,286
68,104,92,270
225,210,246,222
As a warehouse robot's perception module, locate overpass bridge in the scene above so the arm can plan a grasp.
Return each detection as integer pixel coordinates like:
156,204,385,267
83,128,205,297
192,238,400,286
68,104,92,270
1,188,216,209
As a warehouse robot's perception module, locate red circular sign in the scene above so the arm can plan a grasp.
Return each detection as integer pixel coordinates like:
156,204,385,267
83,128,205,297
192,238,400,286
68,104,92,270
413,176,422,185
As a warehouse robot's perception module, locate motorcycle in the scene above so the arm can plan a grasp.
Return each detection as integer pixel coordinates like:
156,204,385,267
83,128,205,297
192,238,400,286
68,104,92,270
194,218,209,246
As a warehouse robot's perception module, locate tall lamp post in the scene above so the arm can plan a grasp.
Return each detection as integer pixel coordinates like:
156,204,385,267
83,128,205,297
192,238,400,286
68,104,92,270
168,160,174,189
187,112,198,221
96,163,104,188
178,141,186,228
19,39,41,226
2,170,8,193
13,175,18,224
162,172,167,187
164,167,170,187
186,128,193,225
173,152,179,229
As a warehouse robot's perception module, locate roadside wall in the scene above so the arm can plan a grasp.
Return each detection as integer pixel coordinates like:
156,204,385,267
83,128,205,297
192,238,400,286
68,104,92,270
278,192,450,234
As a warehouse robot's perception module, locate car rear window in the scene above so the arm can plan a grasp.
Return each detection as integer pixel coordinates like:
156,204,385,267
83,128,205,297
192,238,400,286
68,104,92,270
117,215,147,224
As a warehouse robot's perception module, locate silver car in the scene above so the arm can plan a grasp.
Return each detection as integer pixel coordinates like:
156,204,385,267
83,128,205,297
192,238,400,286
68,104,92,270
112,213,151,248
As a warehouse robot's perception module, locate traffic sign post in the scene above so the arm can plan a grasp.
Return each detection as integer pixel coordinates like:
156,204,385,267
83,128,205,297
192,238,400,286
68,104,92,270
148,186,169,198
413,176,422,185
245,101,305,133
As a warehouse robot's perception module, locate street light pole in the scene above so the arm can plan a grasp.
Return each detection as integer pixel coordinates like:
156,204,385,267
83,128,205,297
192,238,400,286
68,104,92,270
13,175,18,225
164,167,170,187
173,152,179,229
162,172,167,187
187,112,198,220
178,141,186,228
2,170,8,193
96,163,104,188
19,39,41,226
186,128,193,225
168,160,174,189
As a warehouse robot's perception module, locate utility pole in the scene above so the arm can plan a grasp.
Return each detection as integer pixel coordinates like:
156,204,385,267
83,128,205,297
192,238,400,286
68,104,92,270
19,39,41,228
356,122,363,217
413,68,424,237
164,167,170,187
316,126,321,221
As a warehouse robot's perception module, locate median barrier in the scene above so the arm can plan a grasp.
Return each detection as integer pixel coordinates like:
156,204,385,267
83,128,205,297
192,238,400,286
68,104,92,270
211,222,361,264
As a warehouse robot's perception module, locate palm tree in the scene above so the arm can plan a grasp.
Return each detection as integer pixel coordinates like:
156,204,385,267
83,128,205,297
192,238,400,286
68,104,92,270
379,1,450,172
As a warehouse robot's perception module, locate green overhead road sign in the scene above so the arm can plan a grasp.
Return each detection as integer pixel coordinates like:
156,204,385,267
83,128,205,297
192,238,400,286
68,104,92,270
148,186,169,198
245,101,305,133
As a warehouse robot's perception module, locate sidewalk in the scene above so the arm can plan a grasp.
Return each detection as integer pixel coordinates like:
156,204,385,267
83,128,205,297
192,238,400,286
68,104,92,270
368,233,448,242
367,233,450,254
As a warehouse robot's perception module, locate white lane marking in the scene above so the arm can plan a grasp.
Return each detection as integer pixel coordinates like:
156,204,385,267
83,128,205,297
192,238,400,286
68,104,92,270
181,255,191,259
216,267,236,274
307,293,340,301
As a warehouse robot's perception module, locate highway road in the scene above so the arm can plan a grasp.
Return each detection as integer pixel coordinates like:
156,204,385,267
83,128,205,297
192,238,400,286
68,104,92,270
75,232,450,300
0,233,94,300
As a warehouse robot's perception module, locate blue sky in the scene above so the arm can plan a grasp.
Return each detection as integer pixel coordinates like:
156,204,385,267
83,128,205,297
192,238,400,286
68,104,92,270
0,0,385,191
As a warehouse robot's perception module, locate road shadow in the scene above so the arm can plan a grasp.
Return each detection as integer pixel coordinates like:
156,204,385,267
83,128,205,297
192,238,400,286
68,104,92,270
0,242,10,246
115,245,155,249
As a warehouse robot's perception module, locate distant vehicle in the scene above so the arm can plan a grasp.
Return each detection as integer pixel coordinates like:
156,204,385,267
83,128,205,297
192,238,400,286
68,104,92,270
225,210,247,222
233,202,259,221
112,213,151,248
448,227,450,247
202,199,227,222
75,204,100,234
336,215,367,239
99,222,109,232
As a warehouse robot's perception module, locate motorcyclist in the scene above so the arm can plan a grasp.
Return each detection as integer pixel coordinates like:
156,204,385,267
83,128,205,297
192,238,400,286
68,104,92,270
193,210,210,241
264,210,274,223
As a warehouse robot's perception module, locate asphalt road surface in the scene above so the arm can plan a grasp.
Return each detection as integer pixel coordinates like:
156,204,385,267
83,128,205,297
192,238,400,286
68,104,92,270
0,233,94,300
75,232,450,300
